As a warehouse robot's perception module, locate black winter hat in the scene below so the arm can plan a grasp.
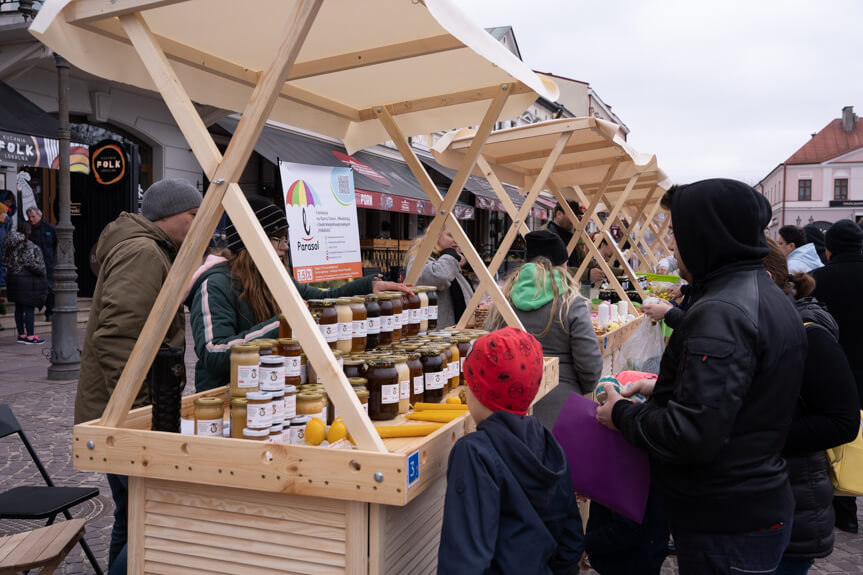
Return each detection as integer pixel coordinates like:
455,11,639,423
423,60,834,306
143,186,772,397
825,219,863,256
225,195,289,252
525,230,569,266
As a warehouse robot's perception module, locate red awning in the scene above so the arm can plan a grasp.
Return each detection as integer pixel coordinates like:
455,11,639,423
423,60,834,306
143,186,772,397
355,189,474,219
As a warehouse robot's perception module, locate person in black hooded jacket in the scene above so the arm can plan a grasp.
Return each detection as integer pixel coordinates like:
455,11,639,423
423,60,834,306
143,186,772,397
597,179,807,575
438,327,583,575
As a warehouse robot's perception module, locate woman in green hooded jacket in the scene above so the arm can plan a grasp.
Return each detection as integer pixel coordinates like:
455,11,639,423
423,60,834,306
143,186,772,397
486,230,602,429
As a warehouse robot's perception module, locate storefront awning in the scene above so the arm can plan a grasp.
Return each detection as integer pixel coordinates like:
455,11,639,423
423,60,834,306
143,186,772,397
0,82,90,172
218,117,474,218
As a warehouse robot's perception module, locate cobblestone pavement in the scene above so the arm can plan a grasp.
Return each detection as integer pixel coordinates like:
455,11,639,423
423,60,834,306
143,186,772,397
1,323,862,574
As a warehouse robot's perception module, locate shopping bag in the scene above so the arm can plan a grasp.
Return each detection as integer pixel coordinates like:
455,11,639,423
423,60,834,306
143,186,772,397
618,318,665,374
552,392,650,523
826,411,863,496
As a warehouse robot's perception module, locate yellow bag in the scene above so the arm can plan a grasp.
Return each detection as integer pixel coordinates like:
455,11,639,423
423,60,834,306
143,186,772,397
826,411,863,496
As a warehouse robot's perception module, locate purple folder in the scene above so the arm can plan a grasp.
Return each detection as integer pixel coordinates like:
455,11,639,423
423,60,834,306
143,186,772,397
552,392,650,523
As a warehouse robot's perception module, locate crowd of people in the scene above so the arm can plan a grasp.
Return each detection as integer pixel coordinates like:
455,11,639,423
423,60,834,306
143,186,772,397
64,175,863,575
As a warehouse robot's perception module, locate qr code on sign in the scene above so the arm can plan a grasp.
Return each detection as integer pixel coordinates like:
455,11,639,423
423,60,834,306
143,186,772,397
296,268,313,282
338,175,350,196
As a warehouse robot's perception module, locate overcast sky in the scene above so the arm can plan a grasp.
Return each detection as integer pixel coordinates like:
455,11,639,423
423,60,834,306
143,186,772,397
458,0,863,186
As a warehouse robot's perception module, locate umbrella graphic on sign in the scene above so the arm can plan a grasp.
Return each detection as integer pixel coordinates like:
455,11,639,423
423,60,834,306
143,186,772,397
286,179,320,241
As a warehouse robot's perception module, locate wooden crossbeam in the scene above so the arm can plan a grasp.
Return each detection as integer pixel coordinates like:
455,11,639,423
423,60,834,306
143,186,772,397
475,155,530,238
375,107,524,330
66,0,184,24
460,131,572,326
566,159,620,259
490,139,616,166
402,84,510,286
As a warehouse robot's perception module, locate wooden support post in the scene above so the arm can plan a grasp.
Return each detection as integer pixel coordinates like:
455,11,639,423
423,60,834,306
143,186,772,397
403,84,510,286
567,160,620,278
632,199,663,271
460,131,572,326
475,155,529,237
375,107,524,330
100,1,325,429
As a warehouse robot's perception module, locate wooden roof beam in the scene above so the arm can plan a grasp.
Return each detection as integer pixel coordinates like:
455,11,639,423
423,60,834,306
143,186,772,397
66,0,187,24
489,139,618,166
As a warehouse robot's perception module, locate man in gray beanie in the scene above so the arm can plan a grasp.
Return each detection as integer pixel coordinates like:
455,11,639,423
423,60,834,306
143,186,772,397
75,178,202,573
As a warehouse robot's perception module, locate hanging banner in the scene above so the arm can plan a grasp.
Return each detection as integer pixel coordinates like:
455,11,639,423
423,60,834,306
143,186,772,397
0,129,90,173
279,161,362,283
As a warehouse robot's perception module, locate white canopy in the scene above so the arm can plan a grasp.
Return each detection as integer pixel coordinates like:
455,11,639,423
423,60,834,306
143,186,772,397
30,0,558,153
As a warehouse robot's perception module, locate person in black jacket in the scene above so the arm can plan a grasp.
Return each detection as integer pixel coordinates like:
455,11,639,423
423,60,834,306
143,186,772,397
26,208,57,321
763,239,859,574
437,327,583,574
597,179,807,575
811,218,863,534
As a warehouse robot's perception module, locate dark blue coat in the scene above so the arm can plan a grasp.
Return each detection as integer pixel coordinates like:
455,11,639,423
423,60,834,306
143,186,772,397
437,411,584,575
29,220,57,280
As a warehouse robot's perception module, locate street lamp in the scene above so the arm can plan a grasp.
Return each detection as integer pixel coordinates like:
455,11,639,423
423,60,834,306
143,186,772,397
796,216,801,226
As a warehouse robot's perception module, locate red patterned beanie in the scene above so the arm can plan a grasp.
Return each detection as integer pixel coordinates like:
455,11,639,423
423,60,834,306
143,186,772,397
463,327,544,416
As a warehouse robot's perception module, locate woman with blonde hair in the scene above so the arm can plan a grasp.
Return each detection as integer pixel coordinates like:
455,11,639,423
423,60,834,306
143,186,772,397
405,226,473,329
486,229,602,428
187,195,409,392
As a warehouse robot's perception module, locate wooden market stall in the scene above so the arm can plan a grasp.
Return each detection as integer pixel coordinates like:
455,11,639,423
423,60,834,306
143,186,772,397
430,117,673,362
30,1,561,573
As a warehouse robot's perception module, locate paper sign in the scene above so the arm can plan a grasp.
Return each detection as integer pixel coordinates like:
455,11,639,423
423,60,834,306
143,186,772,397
279,162,363,283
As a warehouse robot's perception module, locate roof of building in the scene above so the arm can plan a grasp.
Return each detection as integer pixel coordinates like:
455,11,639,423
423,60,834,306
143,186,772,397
786,115,863,165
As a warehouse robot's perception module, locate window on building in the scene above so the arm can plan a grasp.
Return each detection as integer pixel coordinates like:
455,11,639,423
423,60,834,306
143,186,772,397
798,179,811,201
835,178,849,200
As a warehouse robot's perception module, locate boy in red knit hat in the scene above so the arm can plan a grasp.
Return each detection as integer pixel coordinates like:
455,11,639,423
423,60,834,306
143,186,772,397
437,327,584,574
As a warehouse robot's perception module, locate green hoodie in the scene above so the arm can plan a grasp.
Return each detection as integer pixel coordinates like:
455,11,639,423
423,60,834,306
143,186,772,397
510,263,570,311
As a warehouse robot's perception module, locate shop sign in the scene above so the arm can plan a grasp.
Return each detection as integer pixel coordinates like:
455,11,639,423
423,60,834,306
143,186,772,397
331,151,391,186
0,129,90,173
91,141,126,185
355,189,436,216
280,161,362,283
830,200,863,208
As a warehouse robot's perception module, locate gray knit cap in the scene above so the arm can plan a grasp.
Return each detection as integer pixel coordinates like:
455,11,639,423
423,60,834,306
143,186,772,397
141,179,202,221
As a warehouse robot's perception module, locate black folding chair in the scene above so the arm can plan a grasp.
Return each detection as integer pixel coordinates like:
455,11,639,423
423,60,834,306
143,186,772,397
0,404,104,574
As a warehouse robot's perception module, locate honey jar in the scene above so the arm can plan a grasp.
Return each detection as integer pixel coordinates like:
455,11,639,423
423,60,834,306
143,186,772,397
349,296,368,352
245,391,273,430
365,358,399,420
229,344,260,399
230,397,247,439
334,298,355,354
194,397,224,437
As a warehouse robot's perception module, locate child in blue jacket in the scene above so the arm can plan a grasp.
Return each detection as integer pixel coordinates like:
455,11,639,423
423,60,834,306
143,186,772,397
437,327,584,574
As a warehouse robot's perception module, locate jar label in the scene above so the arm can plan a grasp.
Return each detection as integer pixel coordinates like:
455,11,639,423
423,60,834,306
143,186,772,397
367,316,380,335
290,425,306,444
284,394,297,419
300,363,308,385
338,321,352,341
285,357,301,377
271,400,284,426
381,383,399,404
400,378,411,400
237,365,259,389
381,315,394,333
429,305,438,320
196,418,223,437
413,375,424,395
247,403,272,428
401,310,408,326
410,308,420,323
392,312,401,329
421,306,429,320
425,371,445,390
319,323,338,343
260,366,285,388
352,320,367,337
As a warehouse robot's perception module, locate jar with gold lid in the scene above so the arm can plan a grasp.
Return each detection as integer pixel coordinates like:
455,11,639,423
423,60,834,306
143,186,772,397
404,352,424,404
420,348,446,403
309,299,338,349
230,344,260,398
365,357,400,420
230,397,247,439
277,338,302,387
343,358,366,380
334,298,354,353
259,355,285,392
283,385,297,420
349,376,368,389
378,294,394,347
289,415,310,444
455,336,472,375
268,423,283,443
349,296,367,352
245,391,273,430
389,354,411,414
254,339,275,356
425,287,438,331
296,392,325,423
405,290,421,337
416,287,429,335
364,295,381,350
446,339,461,390
194,397,224,437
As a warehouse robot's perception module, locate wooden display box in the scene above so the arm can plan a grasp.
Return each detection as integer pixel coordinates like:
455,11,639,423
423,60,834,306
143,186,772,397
74,358,558,574
596,314,644,357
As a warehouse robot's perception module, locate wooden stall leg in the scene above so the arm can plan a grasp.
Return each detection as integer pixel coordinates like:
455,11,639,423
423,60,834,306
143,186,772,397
345,501,369,575
127,476,145,575
100,1,323,428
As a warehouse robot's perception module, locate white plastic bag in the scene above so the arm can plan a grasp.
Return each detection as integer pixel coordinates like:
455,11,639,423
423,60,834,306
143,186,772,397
619,319,665,374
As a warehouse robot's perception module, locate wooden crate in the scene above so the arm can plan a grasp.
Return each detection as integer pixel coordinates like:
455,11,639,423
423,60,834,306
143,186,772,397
596,314,645,357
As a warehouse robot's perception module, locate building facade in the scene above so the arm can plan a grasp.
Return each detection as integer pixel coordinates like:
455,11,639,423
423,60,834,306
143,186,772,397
757,106,863,234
